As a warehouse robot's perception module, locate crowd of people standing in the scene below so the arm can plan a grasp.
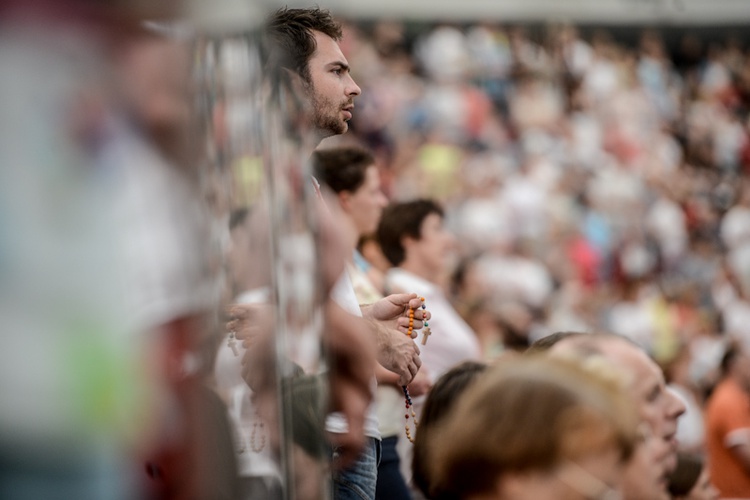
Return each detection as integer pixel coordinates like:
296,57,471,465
3,1,750,499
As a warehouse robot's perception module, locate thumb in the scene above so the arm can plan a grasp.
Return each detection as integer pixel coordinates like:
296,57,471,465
389,292,418,307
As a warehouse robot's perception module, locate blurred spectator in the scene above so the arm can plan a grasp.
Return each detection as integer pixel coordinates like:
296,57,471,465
0,2,238,499
427,357,639,500
377,199,481,482
546,333,686,474
705,341,750,498
312,146,418,500
411,361,487,500
667,452,719,500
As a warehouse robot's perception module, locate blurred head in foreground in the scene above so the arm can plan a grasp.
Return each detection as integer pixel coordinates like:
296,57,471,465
428,356,638,500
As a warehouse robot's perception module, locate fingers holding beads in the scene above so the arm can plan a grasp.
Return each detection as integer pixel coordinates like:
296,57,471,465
399,296,430,337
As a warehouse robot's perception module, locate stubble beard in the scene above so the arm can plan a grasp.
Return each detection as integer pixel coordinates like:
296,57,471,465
308,84,348,139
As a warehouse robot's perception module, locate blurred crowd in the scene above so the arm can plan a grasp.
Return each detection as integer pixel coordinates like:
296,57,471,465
325,19,750,449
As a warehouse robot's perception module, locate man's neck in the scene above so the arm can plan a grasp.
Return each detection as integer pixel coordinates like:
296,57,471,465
302,140,319,161
304,128,333,157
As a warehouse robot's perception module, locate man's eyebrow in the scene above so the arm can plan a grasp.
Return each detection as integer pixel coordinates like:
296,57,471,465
328,61,350,71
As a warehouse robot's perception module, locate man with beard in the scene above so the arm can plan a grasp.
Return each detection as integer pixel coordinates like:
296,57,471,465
231,8,424,500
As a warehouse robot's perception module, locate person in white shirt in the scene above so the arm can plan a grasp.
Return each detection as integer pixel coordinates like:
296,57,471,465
376,199,482,484
313,147,433,499
230,9,426,500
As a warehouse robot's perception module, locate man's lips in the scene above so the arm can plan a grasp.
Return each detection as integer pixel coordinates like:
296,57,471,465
664,430,678,448
342,105,354,120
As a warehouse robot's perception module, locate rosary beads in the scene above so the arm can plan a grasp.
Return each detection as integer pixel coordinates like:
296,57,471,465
403,385,417,443
249,412,266,453
403,296,427,443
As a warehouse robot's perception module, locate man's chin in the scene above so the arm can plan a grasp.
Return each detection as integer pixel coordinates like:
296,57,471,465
314,123,348,141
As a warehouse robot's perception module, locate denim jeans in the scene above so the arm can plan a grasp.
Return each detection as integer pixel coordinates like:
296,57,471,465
333,437,381,500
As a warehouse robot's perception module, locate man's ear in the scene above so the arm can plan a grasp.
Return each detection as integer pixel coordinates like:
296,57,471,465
338,191,352,212
401,234,416,252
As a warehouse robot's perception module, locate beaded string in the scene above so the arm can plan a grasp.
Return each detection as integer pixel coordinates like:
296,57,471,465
403,296,426,444
249,412,266,453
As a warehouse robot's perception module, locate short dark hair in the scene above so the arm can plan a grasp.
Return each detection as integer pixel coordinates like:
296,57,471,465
667,453,704,496
413,361,487,499
376,199,444,266
312,147,375,194
263,7,342,83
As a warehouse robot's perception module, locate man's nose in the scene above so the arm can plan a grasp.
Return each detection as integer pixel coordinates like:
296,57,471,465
665,386,686,418
346,75,361,97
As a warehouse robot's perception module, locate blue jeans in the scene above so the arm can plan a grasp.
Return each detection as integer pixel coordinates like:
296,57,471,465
333,437,381,500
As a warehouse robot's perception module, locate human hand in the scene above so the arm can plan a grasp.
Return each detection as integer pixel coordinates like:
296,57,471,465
363,293,431,336
372,320,421,386
225,303,274,347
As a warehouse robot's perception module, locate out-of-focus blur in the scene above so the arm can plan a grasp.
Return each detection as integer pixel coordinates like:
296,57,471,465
0,1,219,499
2,0,750,498
333,13,750,371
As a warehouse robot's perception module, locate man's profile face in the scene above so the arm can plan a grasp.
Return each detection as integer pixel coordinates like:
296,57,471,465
549,336,686,473
597,339,685,471
305,30,361,138
345,165,387,236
